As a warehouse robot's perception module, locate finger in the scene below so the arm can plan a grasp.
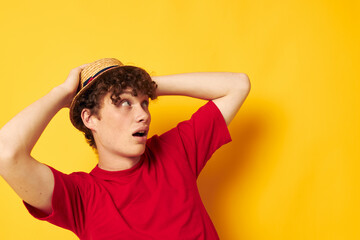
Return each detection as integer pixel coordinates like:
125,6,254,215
69,64,88,75
78,63,90,69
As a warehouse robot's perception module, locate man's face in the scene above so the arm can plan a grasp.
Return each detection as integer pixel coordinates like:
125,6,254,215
91,89,151,161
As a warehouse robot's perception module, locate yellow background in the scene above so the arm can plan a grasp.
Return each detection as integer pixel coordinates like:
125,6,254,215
0,0,359,239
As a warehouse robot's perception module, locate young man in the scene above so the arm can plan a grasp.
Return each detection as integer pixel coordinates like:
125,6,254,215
0,58,250,239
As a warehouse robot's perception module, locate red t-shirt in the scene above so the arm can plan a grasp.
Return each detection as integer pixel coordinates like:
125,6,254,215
24,101,232,239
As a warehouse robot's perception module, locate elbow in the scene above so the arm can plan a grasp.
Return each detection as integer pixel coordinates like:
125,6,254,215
234,73,251,95
0,140,20,174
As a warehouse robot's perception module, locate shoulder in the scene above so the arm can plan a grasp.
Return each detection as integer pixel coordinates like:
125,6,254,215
48,166,97,192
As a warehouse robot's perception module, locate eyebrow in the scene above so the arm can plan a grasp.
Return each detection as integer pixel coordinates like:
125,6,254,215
120,91,134,95
119,91,149,100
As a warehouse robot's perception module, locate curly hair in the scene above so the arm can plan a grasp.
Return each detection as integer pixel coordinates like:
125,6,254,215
72,66,158,149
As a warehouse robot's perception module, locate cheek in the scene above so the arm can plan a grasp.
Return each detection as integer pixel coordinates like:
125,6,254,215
97,117,127,140
97,125,128,149
145,110,151,122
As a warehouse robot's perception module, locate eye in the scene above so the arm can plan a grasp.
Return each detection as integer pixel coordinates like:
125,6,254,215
120,100,131,107
142,100,149,108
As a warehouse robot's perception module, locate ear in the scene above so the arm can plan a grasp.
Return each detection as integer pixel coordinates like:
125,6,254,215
81,108,98,131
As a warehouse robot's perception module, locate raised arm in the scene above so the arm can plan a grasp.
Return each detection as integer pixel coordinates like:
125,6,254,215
153,72,251,125
0,64,87,214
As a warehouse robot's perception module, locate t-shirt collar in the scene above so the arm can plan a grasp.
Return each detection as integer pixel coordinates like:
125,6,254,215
90,154,145,180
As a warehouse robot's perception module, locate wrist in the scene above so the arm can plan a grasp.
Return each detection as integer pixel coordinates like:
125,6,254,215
152,76,166,97
52,84,76,108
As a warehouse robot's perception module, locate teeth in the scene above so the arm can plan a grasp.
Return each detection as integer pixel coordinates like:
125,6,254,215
133,130,146,137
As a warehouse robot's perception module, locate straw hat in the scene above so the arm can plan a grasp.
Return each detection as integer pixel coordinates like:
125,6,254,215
69,58,124,129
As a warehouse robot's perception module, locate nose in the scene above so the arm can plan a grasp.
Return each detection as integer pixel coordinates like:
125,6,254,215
134,105,150,123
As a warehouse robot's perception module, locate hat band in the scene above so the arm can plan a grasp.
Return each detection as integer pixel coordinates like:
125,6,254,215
82,65,119,87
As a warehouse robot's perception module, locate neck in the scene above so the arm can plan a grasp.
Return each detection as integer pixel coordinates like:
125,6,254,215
97,151,141,171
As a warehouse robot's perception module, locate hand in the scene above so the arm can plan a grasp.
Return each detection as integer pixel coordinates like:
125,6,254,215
59,63,89,108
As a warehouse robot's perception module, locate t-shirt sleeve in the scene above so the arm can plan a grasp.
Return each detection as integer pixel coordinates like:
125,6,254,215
157,100,232,177
23,166,87,236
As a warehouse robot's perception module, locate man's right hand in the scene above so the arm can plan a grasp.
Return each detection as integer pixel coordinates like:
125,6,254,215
59,63,89,108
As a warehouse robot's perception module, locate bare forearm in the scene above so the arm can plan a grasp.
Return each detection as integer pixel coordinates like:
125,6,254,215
153,72,249,100
0,63,87,161
0,85,71,158
153,72,251,125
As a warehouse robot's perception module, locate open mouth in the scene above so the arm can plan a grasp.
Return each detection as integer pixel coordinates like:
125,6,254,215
132,130,147,137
